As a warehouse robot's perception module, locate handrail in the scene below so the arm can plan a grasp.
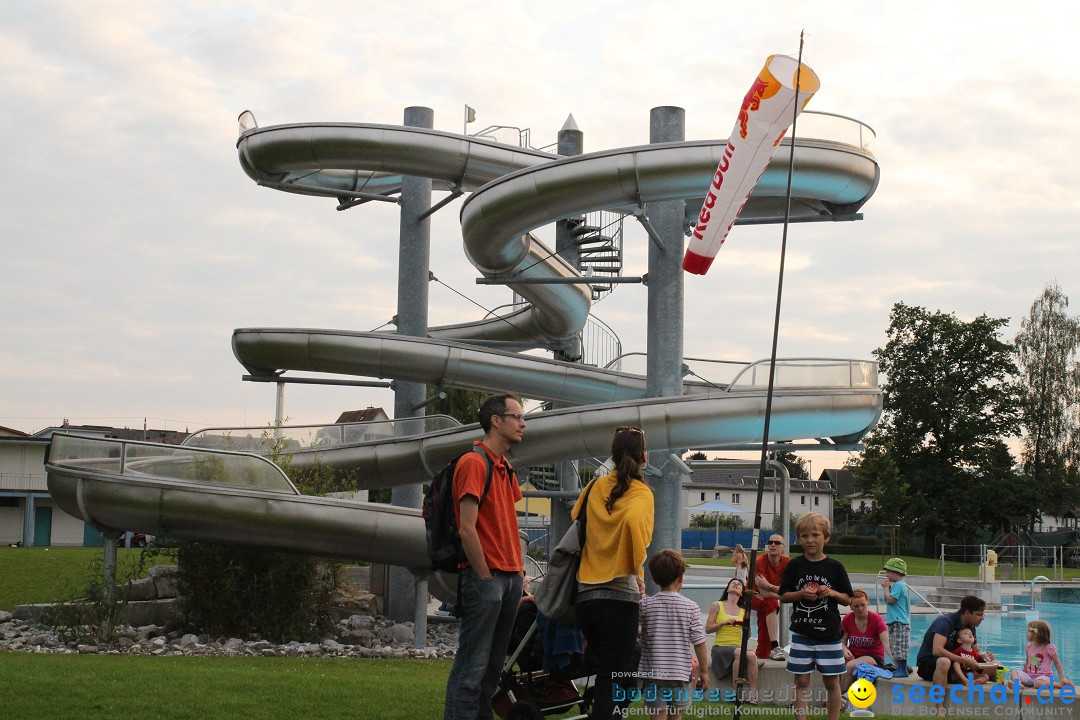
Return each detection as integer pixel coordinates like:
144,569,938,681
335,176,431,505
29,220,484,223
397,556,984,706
875,570,945,616
1030,575,1050,609
183,415,462,451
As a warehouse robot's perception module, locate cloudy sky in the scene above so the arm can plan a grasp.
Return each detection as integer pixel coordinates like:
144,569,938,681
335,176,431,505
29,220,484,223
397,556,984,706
2,1,1077,471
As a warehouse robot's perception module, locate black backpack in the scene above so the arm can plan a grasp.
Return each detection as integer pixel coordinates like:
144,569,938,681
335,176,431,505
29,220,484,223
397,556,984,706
423,446,512,573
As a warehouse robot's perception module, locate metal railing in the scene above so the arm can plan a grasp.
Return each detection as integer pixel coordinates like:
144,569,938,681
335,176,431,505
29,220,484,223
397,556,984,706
183,415,462,453
793,111,877,152
727,358,878,390
48,433,295,494
0,473,48,492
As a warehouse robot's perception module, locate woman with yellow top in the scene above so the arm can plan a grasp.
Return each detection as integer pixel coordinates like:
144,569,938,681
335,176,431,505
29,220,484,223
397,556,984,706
573,426,655,720
705,578,759,703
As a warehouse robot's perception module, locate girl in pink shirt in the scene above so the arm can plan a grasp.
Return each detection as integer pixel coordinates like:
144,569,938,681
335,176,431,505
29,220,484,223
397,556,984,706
1011,620,1073,690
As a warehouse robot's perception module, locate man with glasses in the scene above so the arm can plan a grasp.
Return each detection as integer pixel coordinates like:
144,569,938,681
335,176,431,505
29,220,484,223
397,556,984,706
444,393,527,720
752,534,790,660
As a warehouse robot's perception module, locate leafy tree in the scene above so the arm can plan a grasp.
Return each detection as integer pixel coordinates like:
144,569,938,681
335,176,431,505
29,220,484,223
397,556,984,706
774,451,810,480
690,512,744,530
855,303,1024,547
424,385,489,425
686,451,709,461
1014,284,1080,516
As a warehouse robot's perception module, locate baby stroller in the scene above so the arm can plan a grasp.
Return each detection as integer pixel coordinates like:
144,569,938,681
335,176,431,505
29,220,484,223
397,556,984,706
491,599,594,720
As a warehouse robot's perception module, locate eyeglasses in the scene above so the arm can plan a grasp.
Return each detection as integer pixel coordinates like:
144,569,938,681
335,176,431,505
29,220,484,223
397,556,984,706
616,426,643,435
767,540,784,546
499,412,526,421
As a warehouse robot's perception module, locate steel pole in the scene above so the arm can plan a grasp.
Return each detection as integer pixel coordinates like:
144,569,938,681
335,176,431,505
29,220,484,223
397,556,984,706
550,116,585,554
389,106,434,633
644,107,686,591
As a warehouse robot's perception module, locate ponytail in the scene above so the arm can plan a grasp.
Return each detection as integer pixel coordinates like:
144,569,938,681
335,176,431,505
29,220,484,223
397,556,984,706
605,427,646,512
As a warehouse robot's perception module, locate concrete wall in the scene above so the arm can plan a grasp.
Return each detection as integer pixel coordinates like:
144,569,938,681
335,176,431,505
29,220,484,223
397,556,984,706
0,502,22,544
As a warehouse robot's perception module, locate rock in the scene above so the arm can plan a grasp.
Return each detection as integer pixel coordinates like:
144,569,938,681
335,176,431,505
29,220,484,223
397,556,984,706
338,629,373,647
0,611,13,622
77,645,99,654
331,587,379,620
223,638,244,650
124,578,158,601
380,624,415,645
179,634,200,649
346,614,376,630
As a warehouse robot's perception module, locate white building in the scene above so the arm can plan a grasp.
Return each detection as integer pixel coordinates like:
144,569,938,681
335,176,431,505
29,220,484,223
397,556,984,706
681,461,836,529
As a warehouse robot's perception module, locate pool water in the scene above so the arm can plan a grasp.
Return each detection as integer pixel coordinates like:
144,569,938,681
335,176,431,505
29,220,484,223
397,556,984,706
908,602,1078,680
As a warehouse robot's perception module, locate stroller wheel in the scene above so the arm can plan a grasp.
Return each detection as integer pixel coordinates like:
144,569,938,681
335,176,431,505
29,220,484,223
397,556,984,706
507,700,545,720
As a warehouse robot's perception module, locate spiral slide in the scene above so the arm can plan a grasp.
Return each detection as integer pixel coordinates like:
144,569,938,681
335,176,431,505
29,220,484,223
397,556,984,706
47,114,880,573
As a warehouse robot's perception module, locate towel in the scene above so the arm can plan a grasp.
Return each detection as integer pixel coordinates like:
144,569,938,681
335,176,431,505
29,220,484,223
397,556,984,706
536,611,584,674
853,662,893,682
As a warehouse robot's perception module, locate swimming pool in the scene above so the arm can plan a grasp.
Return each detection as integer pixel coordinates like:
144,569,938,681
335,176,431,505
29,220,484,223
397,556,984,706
908,602,1078,680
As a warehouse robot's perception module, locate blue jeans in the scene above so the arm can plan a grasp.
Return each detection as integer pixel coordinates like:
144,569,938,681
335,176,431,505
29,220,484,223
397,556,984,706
444,569,523,720
576,598,640,720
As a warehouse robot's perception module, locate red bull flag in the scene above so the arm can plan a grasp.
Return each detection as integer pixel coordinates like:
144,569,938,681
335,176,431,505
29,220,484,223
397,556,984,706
682,55,820,275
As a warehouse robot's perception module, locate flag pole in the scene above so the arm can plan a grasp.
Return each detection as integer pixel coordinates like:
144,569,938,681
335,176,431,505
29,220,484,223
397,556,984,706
736,30,805,717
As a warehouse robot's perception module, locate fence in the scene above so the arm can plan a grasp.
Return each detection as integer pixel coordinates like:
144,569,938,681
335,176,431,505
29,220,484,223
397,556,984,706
940,543,1076,582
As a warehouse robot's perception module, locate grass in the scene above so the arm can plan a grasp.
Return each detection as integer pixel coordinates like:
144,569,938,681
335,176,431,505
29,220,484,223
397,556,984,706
0,653,927,720
0,547,174,611
0,654,449,720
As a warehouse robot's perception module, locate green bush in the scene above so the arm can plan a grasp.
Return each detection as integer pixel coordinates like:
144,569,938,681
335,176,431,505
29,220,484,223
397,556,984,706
174,434,357,643
175,543,341,642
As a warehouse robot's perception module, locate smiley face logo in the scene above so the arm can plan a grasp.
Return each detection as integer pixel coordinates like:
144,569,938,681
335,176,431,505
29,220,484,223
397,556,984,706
848,678,876,709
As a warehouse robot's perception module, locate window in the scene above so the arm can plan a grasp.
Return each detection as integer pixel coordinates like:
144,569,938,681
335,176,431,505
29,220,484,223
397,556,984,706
731,493,740,504
700,492,705,501
714,493,720,499
800,496,806,505
814,496,820,506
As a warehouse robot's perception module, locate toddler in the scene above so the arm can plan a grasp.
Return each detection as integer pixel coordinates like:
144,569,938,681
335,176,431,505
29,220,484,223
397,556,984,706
1010,620,1073,690
949,628,991,684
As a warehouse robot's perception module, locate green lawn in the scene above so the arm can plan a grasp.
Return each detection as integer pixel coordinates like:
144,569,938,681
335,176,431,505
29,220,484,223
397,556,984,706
0,653,926,720
0,654,448,720
0,547,169,611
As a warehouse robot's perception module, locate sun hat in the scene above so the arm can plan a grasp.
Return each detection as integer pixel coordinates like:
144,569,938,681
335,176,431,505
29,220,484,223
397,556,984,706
883,557,907,575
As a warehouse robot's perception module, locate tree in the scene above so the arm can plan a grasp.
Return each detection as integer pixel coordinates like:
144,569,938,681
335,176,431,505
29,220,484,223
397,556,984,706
1014,284,1080,516
855,303,1024,547
686,451,709,461
424,385,489,424
774,451,810,480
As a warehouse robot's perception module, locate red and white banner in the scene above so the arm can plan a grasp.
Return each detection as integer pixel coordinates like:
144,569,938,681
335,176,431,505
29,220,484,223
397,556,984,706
682,55,820,275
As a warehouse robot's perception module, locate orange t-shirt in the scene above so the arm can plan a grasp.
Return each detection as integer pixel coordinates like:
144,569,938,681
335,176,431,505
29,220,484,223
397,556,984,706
755,553,789,588
452,442,523,573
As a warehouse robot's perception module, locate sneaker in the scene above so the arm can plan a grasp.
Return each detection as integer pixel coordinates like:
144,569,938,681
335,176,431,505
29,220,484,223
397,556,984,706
770,646,787,661
840,697,851,713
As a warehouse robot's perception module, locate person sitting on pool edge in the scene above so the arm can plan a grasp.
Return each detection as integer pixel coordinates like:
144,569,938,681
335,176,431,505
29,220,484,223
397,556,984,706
915,595,995,714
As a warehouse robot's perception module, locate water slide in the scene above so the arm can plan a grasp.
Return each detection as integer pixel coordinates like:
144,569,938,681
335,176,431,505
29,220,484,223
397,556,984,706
47,112,881,578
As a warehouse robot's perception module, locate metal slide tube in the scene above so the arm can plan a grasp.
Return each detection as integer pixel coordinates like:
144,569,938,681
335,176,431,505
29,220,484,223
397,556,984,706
284,388,880,489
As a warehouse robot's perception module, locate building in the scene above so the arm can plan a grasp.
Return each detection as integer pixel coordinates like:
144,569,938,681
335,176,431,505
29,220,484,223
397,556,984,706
682,461,836,529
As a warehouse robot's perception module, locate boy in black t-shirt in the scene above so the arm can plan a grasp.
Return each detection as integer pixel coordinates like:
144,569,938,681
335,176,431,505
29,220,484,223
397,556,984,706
779,512,853,720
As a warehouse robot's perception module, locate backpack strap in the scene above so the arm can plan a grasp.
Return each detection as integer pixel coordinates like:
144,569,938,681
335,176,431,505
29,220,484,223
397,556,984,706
577,480,597,545
473,445,496,510
471,445,516,510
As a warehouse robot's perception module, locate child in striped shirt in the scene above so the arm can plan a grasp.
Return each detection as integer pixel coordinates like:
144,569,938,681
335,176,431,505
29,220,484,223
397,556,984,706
638,549,710,720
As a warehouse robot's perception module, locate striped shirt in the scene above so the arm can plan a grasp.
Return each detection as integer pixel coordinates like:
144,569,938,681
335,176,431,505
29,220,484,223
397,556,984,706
638,591,707,681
